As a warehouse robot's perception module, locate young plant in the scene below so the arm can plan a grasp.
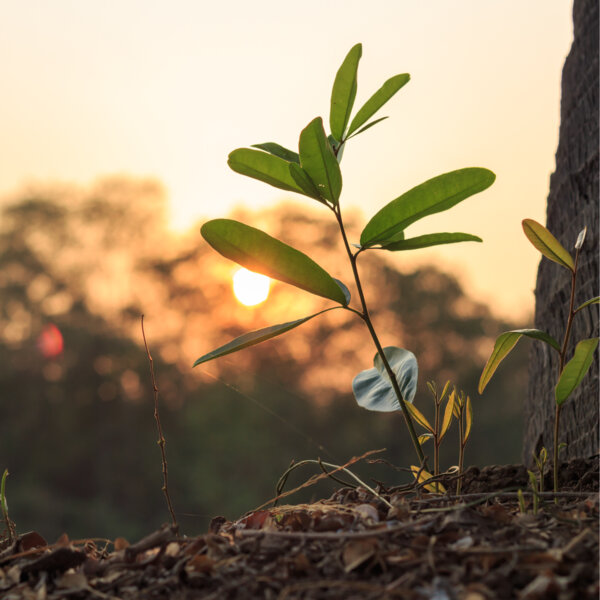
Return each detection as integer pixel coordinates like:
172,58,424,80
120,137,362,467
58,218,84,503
532,447,548,494
405,381,454,491
479,220,599,494
194,43,496,466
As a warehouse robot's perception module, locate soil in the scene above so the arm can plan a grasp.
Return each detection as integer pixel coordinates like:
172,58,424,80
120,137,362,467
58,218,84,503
1,455,598,599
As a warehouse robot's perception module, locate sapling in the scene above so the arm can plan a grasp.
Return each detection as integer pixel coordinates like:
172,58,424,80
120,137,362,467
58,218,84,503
479,219,599,495
195,43,496,466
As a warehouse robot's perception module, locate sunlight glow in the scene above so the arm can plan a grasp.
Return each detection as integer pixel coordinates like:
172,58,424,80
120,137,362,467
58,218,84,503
232,268,271,306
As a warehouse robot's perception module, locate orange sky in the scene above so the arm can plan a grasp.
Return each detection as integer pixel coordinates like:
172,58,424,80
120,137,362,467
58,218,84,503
1,1,574,320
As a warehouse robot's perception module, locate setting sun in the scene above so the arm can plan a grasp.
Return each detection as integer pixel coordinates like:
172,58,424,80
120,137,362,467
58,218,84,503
232,268,271,306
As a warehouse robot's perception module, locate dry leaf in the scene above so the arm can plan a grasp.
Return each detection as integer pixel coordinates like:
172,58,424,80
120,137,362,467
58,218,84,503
342,538,378,572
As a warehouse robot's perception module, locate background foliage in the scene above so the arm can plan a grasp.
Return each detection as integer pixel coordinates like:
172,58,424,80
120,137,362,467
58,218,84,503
0,178,528,541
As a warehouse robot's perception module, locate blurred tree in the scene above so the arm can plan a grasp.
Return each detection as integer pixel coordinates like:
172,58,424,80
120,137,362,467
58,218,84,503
0,179,528,541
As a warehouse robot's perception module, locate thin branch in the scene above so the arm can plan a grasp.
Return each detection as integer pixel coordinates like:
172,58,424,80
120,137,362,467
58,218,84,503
141,315,179,536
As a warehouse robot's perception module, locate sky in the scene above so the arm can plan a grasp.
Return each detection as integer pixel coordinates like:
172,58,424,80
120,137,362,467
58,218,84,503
1,1,574,320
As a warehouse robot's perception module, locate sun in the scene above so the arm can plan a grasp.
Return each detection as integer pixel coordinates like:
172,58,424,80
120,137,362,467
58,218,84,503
232,268,271,306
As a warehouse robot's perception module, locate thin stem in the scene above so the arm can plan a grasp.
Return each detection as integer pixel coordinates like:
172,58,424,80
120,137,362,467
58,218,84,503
141,316,179,535
553,248,580,496
434,394,441,478
332,206,427,467
457,410,465,496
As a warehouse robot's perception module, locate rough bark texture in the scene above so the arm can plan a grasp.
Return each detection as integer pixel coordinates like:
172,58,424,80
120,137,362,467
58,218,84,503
524,0,599,466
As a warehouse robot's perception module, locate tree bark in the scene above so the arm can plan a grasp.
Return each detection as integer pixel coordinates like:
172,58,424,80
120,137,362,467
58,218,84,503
524,0,599,466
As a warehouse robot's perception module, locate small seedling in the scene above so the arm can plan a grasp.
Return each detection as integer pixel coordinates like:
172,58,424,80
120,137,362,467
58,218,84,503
532,447,548,494
194,43,495,466
479,220,599,495
406,380,454,492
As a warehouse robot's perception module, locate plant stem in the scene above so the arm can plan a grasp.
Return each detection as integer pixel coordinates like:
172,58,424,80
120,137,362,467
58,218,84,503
457,410,465,496
553,247,581,495
434,394,440,478
333,207,427,467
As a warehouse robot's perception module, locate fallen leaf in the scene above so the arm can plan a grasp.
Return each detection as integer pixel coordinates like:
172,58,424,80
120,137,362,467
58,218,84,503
342,538,378,572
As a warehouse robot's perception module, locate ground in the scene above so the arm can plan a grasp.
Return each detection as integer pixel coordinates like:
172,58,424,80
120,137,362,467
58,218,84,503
1,456,598,599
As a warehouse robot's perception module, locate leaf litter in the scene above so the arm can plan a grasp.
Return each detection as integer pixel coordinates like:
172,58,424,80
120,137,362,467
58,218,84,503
0,455,597,599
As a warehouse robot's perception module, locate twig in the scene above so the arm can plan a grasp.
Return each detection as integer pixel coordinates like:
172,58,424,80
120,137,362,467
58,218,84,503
141,315,179,535
254,449,387,511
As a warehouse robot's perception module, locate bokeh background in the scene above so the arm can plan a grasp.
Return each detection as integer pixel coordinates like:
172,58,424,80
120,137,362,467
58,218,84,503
1,1,573,541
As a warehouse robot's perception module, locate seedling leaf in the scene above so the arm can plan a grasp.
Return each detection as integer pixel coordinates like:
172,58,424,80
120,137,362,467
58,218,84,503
361,168,495,247
555,338,599,405
228,148,303,194
410,466,446,493
347,73,410,136
381,232,482,252
251,143,300,164
479,329,561,393
193,308,340,366
352,346,418,412
418,433,433,445
522,219,574,271
201,219,348,305
574,226,587,250
575,296,600,314
299,117,343,205
330,43,362,142
440,392,455,439
465,395,473,441
405,402,434,433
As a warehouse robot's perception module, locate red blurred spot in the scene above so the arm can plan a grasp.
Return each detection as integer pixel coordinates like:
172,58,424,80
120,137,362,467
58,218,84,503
37,324,64,358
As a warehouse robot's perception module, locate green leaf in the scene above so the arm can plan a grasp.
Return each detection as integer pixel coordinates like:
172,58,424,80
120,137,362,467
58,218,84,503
201,219,348,305
352,347,418,412
193,308,339,366
346,116,389,140
360,168,496,247
555,338,599,405
575,296,600,313
299,117,343,205
228,148,303,194
479,329,561,394
251,142,300,164
522,219,574,271
288,163,323,202
381,232,482,252
347,73,410,137
333,278,351,305
330,43,362,142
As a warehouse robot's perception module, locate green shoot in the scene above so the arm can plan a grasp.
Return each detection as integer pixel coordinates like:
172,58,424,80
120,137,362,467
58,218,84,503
479,220,599,495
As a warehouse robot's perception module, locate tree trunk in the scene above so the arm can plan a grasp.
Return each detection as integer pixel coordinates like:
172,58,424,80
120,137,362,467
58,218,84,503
524,0,599,466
